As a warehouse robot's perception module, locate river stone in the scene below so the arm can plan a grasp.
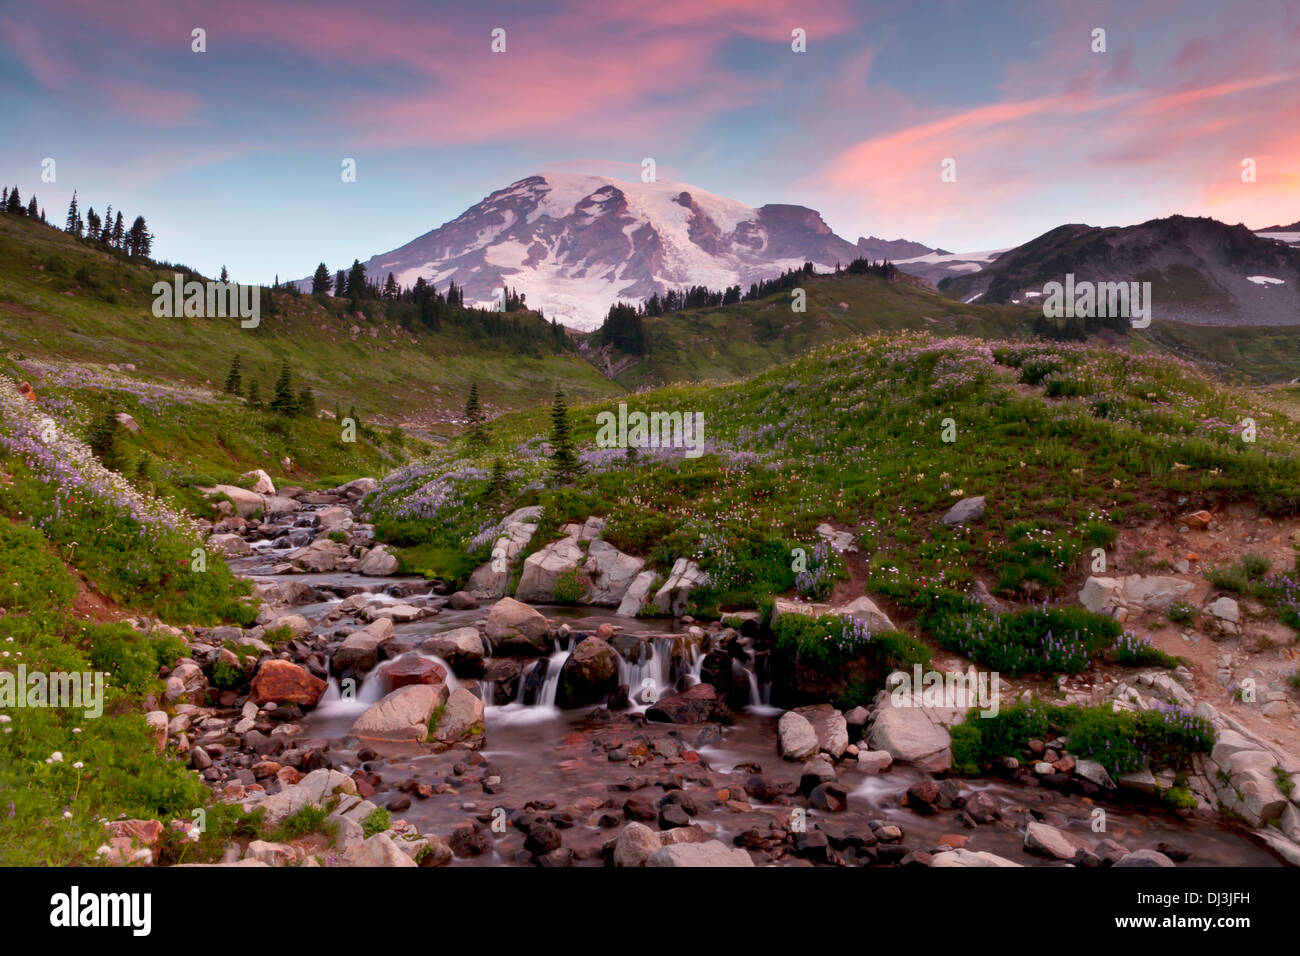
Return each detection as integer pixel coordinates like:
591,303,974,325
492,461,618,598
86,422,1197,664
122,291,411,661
792,703,850,758
556,637,620,707
1023,821,1090,861
315,506,354,534
249,660,326,707
332,618,396,673
645,841,754,867
645,683,728,724
340,833,418,868
583,540,646,606
252,769,356,826
348,684,448,745
778,711,820,760
857,750,893,773
866,691,959,771
384,655,448,691
206,484,265,518
1113,849,1176,868
941,495,985,527
653,558,710,616
240,469,276,495
615,570,658,617
207,533,252,557
930,849,1023,867
431,687,485,746
485,597,551,656
1073,758,1116,790
515,537,584,603
357,546,399,576
288,538,350,573
420,627,487,671
270,614,312,640
613,822,661,867
448,591,479,610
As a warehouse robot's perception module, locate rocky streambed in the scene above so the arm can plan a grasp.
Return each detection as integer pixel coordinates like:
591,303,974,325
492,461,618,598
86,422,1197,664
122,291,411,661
133,478,1295,868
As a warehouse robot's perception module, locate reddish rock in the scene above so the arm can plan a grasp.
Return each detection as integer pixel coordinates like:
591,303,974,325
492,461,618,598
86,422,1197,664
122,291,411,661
385,655,447,691
1180,510,1212,529
645,683,730,724
938,833,969,849
595,623,614,640
249,659,327,707
105,819,164,845
276,766,303,787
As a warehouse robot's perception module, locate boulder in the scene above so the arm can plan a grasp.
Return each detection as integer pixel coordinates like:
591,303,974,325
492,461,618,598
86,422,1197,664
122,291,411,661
653,558,710,616
1114,849,1177,868
249,660,326,707
778,711,820,760
1122,575,1195,611
448,591,478,610
252,768,356,826
857,750,893,774
1206,596,1239,624
356,547,399,576
467,507,544,598
556,637,620,707
930,849,1022,867
420,626,487,673
315,506,354,534
645,841,754,867
347,683,447,745
792,703,850,758
866,691,960,772
383,655,447,691
515,537,585,603
430,687,485,746
288,538,350,573
332,618,396,673
613,822,662,867
207,533,251,557
484,597,551,656
941,495,985,527
583,540,646,606
645,683,729,724
340,833,418,868
206,484,265,518
1079,576,1124,614
1023,821,1090,861
615,570,658,618
240,469,276,494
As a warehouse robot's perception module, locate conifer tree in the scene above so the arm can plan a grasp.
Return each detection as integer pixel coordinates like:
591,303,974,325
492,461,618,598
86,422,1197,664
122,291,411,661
270,359,296,415
86,402,123,471
64,192,80,235
247,379,262,408
464,382,487,446
26,195,37,218
487,457,509,503
312,263,331,295
111,211,124,247
224,354,243,395
549,388,580,484
220,265,229,283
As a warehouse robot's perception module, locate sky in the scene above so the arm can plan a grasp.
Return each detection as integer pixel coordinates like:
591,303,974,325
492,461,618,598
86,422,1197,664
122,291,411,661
2,0,1298,285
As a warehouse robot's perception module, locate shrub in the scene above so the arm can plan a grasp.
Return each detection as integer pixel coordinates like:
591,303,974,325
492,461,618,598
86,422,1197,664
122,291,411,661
926,605,1119,675
361,807,391,838
1113,632,1184,668
551,567,587,605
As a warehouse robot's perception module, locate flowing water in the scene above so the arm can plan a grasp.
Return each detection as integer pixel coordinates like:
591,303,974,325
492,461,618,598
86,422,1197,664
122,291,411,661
231,526,1284,867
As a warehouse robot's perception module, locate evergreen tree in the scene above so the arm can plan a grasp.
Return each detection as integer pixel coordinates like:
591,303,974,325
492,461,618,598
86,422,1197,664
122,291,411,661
220,265,229,283
64,192,80,235
224,354,243,395
111,211,124,248
312,263,331,295
334,269,347,297
5,186,21,215
246,380,262,408
26,195,37,218
126,215,151,257
347,259,367,302
464,382,487,445
383,272,399,300
487,457,509,504
85,207,100,240
548,389,580,484
270,359,296,415
86,402,123,471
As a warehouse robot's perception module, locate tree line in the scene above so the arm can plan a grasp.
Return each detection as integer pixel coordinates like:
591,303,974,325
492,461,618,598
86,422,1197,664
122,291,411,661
1,182,154,258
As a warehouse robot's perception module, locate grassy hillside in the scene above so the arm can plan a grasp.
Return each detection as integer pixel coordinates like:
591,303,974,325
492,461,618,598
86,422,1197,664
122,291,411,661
588,270,1033,389
0,213,622,429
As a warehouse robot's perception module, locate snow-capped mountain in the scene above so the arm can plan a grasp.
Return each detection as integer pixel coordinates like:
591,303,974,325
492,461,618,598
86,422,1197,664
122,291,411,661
318,172,909,330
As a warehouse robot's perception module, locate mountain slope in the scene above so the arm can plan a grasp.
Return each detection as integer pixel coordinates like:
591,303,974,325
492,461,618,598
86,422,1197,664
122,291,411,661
938,216,1300,325
311,172,923,331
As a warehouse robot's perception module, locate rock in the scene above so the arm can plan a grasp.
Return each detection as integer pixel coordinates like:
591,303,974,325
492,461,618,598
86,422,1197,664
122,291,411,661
383,655,447,691
930,849,1022,867
1073,758,1116,790
288,538,350,573
204,484,266,518
253,768,356,826
1222,768,1288,826
615,570,658,618
613,822,662,867
1024,821,1090,861
357,547,399,576
244,839,295,866
645,841,753,867
941,495,985,527
332,618,396,673
583,540,646,606
1122,575,1195,611
207,533,252,557
430,687,484,745
347,684,448,745
645,683,729,723
270,614,312,640
448,591,478,610
249,660,326,707
1080,576,1124,614
240,469,276,494
653,558,710,616
484,597,551,656
1180,510,1212,529
420,627,487,672
556,637,620,707
340,833,418,867
1207,596,1239,624
515,537,585,603
866,691,959,771
857,750,893,774
1211,729,1261,765
115,411,141,434
315,506,354,534
808,782,848,812
1117,768,1158,795
778,711,820,760
1114,849,1177,868
792,703,850,758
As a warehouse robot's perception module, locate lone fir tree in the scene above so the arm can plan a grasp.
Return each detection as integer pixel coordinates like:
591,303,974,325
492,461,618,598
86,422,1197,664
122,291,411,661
224,354,243,395
548,388,580,484
270,359,296,415
464,382,487,446
487,457,509,504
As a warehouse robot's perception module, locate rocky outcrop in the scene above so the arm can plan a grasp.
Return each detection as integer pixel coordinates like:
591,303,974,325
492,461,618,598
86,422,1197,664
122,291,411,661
866,689,962,772
615,570,658,617
515,537,584,603
467,506,543,599
347,684,448,745
583,539,646,606
1079,574,1195,615
653,558,710,616
429,687,485,747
